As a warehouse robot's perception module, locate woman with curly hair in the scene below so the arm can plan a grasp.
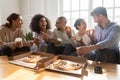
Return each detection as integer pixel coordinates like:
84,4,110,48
30,14,52,52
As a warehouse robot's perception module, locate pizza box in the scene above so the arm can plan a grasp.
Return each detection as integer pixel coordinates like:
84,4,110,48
8,52,55,69
44,55,87,75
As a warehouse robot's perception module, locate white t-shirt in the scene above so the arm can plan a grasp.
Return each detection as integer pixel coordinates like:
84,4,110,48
75,33,91,46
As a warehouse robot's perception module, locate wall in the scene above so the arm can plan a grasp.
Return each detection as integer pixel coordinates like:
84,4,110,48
20,0,59,33
45,0,59,31
0,0,20,25
20,0,46,33
0,0,59,33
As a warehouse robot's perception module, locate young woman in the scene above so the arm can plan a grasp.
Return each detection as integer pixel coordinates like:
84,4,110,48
74,18,91,47
30,14,52,52
63,18,92,56
0,13,39,57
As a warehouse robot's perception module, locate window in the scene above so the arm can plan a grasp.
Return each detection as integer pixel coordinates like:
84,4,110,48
60,0,120,31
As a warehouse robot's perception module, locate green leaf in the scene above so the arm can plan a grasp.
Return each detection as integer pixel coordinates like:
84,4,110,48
25,32,34,41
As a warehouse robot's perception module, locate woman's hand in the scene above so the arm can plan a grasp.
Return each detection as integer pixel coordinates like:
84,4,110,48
40,31,50,42
15,38,23,48
33,37,39,46
86,29,94,41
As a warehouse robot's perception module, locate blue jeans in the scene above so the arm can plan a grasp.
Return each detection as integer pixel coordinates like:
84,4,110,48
84,49,119,64
47,42,65,55
47,42,75,55
63,44,76,56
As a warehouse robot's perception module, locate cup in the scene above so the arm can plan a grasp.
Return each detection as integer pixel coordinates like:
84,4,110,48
15,37,23,48
57,38,62,42
76,47,83,57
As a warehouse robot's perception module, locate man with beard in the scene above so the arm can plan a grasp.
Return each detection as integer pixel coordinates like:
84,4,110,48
47,16,75,55
76,7,120,64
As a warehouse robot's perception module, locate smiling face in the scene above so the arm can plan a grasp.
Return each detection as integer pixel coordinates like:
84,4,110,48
55,19,65,30
55,17,67,31
77,21,87,33
92,14,103,26
39,17,47,30
13,16,23,28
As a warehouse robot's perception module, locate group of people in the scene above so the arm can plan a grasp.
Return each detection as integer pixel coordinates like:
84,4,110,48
0,7,120,64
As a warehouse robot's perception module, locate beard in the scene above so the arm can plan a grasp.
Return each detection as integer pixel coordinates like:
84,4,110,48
97,18,102,27
57,27,62,31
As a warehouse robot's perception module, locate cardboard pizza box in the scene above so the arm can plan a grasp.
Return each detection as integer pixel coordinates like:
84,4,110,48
8,52,55,69
44,55,87,75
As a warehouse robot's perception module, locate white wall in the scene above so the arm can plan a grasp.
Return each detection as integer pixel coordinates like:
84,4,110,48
0,0,20,25
45,0,59,31
20,0,60,33
0,0,59,33
20,0,46,33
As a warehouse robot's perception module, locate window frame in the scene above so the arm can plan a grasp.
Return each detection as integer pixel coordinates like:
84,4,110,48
59,0,120,31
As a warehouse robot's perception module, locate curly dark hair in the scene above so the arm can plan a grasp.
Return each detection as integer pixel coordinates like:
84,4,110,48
30,14,51,34
2,13,20,28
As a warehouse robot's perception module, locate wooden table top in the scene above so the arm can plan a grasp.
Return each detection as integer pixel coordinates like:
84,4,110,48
0,56,120,80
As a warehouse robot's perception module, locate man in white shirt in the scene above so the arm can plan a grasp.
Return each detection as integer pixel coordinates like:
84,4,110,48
47,16,75,55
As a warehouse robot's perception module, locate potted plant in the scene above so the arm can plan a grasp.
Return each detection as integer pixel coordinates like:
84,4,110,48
24,32,34,41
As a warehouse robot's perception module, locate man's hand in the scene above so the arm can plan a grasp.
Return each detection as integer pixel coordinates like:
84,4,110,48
76,45,99,56
53,38,61,46
76,46,91,56
64,26,72,38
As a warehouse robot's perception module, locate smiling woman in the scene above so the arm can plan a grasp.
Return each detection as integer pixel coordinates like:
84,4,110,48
30,14,52,52
0,13,39,57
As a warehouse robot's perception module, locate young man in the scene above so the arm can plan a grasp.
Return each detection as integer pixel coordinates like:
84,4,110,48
76,7,120,63
47,16,75,55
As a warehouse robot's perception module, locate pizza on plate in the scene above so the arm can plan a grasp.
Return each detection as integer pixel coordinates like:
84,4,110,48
53,59,82,70
22,55,42,63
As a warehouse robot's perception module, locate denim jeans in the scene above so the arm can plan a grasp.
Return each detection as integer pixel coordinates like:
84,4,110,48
47,42,64,55
84,49,119,64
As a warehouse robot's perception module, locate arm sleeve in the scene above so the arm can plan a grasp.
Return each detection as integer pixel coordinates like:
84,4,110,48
97,25,120,49
0,29,16,49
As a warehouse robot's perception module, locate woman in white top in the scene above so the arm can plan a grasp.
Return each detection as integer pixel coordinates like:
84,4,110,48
30,14,52,52
63,18,92,56
74,18,91,47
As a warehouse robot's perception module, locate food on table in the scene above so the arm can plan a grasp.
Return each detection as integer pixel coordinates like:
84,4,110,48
53,59,82,70
22,55,46,63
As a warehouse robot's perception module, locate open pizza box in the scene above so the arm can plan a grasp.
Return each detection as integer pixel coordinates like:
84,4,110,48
8,52,55,69
43,55,87,75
